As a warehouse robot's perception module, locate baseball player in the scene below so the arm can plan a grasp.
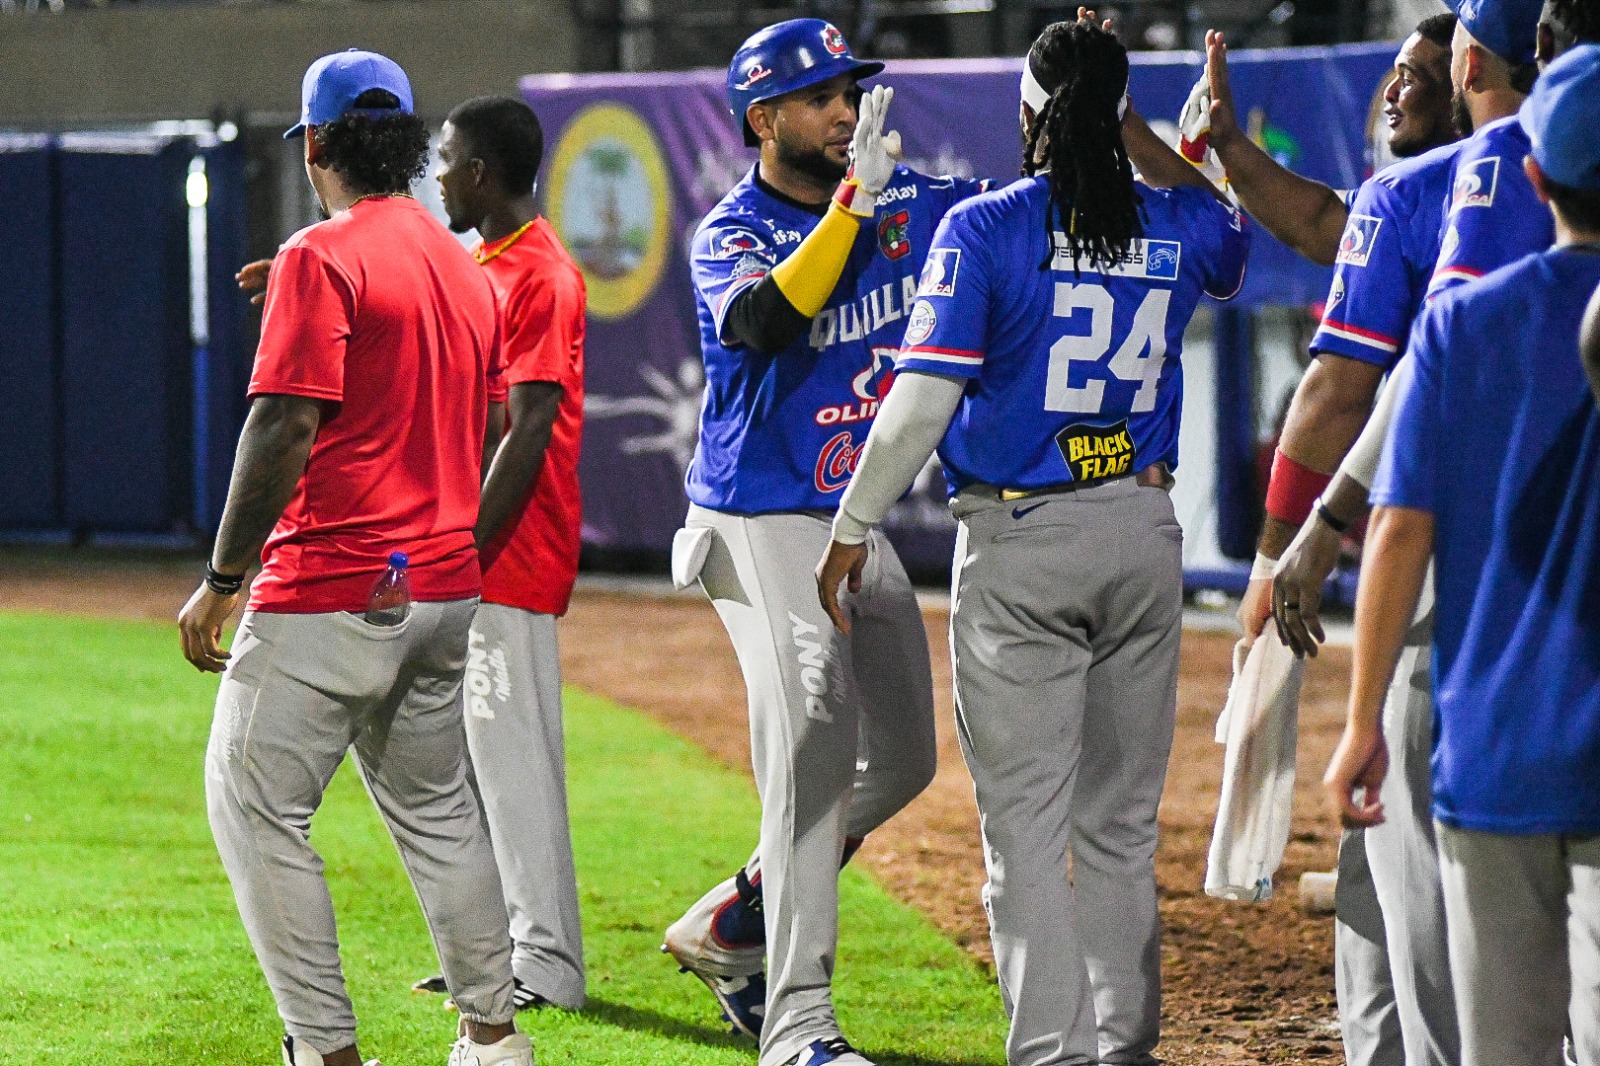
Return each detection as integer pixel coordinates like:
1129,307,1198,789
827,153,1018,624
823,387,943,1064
178,51,531,1066
1326,44,1600,1065
409,94,587,1013
1197,16,1467,1065
818,20,1248,1063
660,19,989,1066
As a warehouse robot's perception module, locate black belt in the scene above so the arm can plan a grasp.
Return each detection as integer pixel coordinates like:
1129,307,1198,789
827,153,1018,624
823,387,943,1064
998,463,1173,502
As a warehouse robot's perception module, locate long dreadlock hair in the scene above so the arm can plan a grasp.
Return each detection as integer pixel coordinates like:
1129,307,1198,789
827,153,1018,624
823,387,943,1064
1022,21,1143,271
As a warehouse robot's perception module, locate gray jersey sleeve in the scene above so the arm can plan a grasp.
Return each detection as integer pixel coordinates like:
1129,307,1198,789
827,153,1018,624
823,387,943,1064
832,370,964,544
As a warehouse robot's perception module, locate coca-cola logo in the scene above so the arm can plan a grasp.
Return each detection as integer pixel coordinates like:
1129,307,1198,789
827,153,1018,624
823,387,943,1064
814,430,861,493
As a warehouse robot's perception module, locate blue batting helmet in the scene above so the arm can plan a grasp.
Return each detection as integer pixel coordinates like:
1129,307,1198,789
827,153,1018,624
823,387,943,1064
726,19,884,147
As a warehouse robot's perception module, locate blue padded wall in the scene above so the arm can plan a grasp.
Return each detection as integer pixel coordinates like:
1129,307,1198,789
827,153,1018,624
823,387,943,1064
0,137,61,529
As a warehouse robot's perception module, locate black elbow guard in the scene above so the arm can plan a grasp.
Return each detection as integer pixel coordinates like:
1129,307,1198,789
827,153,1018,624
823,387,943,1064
723,276,813,354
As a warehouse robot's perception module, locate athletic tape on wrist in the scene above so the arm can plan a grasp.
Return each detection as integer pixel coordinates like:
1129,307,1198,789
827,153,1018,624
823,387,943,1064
1265,448,1332,526
1251,551,1278,581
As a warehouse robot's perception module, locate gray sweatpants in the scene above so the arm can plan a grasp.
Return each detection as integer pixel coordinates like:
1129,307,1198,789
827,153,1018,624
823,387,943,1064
686,505,938,1066
949,480,1182,1066
205,601,516,1054
1438,823,1600,1066
464,602,585,1009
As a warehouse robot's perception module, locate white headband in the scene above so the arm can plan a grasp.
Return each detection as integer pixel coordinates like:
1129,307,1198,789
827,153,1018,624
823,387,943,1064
1020,60,1129,119
1020,61,1051,113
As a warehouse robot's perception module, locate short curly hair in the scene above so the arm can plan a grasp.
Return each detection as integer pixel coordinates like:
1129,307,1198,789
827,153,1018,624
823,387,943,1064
312,89,430,196
446,96,545,196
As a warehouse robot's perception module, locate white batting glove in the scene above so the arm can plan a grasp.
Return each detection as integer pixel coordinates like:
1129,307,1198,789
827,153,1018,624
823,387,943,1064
835,84,902,217
1177,74,1212,164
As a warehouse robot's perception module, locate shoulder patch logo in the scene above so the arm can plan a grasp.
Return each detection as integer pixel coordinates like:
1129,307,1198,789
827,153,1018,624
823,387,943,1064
1325,275,1346,314
878,209,911,260
916,248,960,297
904,299,937,346
1336,214,1383,268
1451,156,1500,211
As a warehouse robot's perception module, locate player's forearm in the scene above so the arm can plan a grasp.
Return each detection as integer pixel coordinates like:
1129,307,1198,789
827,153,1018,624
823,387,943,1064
475,384,561,551
833,371,963,544
723,277,814,354
482,402,506,487
1122,109,1226,201
1347,506,1433,730
211,395,322,575
1213,138,1346,265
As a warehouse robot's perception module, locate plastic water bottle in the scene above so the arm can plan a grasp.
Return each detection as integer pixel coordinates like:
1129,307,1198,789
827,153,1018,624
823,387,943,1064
364,552,412,626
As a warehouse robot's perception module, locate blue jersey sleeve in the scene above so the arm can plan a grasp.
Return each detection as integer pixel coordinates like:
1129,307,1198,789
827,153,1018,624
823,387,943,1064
1312,178,1412,367
1427,134,1551,298
1372,312,1446,513
894,210,990,380
1176,188,1249,300
690,218,780,344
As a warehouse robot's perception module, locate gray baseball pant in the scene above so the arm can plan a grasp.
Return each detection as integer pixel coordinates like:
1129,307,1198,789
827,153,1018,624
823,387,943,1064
464,602,586,1009
205,601,516,1054
948,480,1182,1066
1437,824,1600,1066
686,504,938,1066
1335,827,1404,1066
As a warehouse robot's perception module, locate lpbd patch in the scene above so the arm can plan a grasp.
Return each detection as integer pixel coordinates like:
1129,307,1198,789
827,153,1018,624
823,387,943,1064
1055,419,1135,482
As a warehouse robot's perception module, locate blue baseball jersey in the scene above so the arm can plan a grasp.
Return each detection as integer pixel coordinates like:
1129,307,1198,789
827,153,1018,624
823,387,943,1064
1427,116,1554,297
894,178,1249,494
1375,247,1600,834
1312,143,1460,368
686,165,988,513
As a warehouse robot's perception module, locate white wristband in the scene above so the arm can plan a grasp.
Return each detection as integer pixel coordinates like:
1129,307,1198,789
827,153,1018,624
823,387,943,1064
1250,551,1278,581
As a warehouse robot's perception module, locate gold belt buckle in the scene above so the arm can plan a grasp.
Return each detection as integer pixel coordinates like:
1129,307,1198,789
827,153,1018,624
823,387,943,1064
998,487,1032,502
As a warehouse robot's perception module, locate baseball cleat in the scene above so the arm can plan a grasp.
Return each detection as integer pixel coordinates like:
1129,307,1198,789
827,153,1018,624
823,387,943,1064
445,1028,534,1066
783,1037,875,1066
662,874,768,1038
667,958,766,1039
413,974,450,995
441,977,552,1013
282,1035,381,1066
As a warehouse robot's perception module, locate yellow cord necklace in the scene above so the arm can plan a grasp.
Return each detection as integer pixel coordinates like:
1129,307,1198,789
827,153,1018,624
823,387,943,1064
475,219,538,265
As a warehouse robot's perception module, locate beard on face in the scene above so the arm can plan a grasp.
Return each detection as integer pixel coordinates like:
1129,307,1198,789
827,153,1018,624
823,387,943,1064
1451,89,1474,137
775,133,849,186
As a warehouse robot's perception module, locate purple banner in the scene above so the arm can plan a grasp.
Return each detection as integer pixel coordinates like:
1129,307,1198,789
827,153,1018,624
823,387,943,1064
523,42,1398,564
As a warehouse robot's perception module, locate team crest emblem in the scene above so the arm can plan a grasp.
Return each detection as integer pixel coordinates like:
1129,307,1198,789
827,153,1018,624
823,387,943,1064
1336,215,1382,268
878,210,911,260
1452,157,1500,211
1056,420,1135,482
717,231,765,257
917,249,960,297
822,24,848,55
737,64,774,90
905,300,937,346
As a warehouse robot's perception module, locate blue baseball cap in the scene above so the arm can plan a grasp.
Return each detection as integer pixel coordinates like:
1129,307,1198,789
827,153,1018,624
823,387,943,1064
284,49,415,140
1520,44,1600,191
1448,0,1542,65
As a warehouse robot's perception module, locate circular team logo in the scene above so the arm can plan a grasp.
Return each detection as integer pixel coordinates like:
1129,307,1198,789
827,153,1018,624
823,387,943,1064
905,300,937,346
1365,71,1399,176
547,103,672,321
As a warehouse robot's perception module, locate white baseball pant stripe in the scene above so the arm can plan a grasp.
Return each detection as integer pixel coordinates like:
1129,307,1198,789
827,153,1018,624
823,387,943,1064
949,480,1181,1066
1437,823,1600,1066
205,601,516,1054
463,602,585,1008
685,504,937,1066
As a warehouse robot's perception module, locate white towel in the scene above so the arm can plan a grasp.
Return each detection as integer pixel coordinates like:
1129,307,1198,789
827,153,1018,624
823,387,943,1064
1204,628,1305,902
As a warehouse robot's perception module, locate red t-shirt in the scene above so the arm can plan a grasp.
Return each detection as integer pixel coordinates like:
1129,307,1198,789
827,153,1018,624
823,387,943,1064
477,218,586,616
247,196,502,613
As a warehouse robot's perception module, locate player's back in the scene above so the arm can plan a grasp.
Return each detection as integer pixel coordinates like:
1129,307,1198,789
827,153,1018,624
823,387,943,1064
250,196,501,612
1429,116,1554,295
899,176,1247,493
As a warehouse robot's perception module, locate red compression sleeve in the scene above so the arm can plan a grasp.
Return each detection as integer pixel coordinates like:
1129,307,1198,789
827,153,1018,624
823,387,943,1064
1265,448,1332,525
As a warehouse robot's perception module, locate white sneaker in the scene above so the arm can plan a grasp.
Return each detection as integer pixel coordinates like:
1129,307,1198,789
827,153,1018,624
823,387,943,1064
446,1030,534,1066
281,1035,380,1066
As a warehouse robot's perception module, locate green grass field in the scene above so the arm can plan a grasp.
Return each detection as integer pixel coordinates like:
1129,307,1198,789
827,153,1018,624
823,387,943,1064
0,613,1004,1066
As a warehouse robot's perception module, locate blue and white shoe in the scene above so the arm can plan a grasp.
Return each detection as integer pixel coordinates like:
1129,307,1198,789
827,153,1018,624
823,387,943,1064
784,1037,875,1066
662,875,767,1038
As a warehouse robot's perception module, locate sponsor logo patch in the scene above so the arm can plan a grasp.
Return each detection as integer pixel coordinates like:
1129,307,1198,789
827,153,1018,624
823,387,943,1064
716,230,767,258
1336,214,1382,268
904,299,937,346
730,252,773,280
878,209,911,260
1452,156,1500,211
1056,238,1181,281
737,64,774,90
814,430,863,492
917,248,960,297
876,183,919,206
1055,419,1135,482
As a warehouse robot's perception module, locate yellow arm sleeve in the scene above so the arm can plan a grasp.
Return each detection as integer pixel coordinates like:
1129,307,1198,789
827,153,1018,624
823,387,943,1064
769,198,869,319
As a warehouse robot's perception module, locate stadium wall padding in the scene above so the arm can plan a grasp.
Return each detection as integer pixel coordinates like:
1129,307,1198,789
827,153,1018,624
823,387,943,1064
0,137,60,531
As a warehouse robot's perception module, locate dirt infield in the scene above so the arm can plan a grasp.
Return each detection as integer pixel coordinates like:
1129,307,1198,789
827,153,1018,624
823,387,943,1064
2,549,1350,1064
